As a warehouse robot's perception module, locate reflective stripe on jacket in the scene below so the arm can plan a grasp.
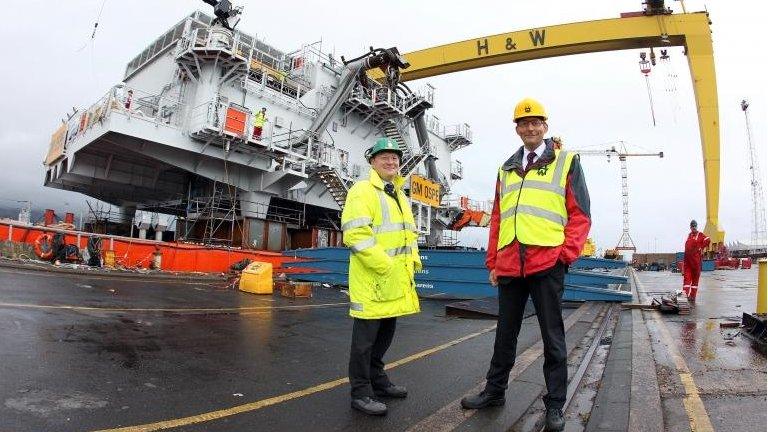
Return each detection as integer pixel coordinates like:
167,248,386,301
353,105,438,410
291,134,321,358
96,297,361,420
341,169,422,319
497,149,575,249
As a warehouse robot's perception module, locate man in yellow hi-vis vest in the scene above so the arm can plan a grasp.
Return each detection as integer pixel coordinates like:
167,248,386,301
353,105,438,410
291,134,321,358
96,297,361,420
341,137,421,416
252,107,267,139
461,98,591,432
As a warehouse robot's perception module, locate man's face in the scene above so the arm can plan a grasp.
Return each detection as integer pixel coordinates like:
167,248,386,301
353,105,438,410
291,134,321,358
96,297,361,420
371,151,400,181
515,117,548,149
690,225,698,233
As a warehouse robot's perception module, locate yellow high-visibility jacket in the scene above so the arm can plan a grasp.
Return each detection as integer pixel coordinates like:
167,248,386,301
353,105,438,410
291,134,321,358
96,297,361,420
253,111,267,127
341,169,422,319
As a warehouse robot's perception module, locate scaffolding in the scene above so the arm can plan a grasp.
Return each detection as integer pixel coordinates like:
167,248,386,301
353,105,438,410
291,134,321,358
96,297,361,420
181,183,239,246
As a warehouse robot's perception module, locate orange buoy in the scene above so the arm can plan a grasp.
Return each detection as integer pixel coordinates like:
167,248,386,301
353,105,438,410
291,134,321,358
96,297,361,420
34,233,55,260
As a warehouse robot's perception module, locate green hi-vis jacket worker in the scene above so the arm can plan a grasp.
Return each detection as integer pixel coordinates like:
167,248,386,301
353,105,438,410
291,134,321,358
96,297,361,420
341,137,422,416
341,142,422,319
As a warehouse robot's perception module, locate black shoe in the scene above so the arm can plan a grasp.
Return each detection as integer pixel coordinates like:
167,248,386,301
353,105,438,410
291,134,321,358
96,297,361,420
374,384,408,399
460,390,506,409
351,396,387,416
545,407,565,431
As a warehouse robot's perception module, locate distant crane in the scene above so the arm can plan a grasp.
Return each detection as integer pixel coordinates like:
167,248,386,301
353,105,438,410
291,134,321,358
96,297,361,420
568,142,664,252
741,99,767,254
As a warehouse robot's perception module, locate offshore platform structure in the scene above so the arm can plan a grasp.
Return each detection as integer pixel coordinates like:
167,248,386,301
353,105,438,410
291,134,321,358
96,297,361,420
42,1,472,250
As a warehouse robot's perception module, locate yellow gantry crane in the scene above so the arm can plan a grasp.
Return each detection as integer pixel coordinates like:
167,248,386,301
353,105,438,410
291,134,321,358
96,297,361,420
371,1,725,247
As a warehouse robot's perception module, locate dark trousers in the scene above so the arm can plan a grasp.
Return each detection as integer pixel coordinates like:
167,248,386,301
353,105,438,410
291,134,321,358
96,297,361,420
485,262,567,409
349,317,396,398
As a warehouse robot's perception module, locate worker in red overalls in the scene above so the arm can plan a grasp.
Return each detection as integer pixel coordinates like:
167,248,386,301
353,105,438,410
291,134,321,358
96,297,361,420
683,219,710,301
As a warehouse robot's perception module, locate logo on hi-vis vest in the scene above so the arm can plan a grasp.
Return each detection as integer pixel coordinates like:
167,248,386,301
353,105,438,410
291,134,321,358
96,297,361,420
537,165,549,176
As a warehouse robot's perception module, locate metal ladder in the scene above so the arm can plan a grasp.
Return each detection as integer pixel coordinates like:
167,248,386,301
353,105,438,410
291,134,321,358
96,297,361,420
316,168,352,208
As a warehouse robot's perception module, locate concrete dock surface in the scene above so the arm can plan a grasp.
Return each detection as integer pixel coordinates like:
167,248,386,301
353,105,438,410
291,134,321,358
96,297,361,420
0,261,764,431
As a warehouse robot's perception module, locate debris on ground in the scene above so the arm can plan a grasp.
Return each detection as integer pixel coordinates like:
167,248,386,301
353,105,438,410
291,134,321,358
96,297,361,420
719,321,740,329
649,292,690,315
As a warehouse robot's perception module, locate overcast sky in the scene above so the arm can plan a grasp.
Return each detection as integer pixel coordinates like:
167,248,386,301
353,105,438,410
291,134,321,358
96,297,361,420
1,0,765,254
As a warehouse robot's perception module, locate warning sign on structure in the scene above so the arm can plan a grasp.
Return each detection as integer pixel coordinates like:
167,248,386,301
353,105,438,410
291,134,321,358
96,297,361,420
410,175,441,207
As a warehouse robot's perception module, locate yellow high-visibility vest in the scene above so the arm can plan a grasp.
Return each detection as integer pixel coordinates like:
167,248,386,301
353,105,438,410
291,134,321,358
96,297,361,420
253,111,267,127
341,169,422,319
497,149,575,249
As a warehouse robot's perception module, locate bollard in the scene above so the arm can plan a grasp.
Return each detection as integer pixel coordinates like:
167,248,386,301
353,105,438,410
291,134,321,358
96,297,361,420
151,247,162,270
758,259,766,315
44,209,55,226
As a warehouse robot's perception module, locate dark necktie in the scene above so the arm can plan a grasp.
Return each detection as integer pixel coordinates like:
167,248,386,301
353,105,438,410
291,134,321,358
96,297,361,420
526,152,537,171
384,182,401,212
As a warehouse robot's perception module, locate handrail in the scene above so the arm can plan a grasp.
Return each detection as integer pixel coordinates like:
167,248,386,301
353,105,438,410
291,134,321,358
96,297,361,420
46,84,190,163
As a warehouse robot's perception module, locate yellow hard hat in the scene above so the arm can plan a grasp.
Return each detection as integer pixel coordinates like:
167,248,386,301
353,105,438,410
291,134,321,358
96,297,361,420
513,98,547,122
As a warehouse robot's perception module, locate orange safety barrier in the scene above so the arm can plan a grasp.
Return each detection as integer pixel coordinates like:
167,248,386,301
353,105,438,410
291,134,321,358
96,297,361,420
1,221,301,273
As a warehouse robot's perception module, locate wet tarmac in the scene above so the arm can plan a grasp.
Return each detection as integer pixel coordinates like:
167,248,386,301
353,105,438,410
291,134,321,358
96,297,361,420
634,268,766,432
0,262,765,431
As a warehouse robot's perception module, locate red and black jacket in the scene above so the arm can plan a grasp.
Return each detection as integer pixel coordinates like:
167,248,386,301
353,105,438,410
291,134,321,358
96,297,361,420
486,139,592,277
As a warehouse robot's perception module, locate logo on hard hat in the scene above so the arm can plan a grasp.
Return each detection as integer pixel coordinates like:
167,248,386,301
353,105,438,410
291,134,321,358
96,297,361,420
387,142,393,148
524,105,531,113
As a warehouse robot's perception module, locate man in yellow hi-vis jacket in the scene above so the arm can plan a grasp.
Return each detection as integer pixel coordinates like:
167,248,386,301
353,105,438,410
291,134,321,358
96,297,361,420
252,107,267,139
341,137,422,416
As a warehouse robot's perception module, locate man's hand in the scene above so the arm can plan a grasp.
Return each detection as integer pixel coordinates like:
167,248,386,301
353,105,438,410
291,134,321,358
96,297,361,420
489,269,498,287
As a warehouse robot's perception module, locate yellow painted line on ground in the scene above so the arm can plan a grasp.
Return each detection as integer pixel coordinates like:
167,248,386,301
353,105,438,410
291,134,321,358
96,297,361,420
0,301,348,314
407,302,593,432
92,324,498,432
633,272,715,432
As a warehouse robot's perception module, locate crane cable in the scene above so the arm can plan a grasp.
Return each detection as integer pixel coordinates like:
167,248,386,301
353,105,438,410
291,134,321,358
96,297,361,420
76,0,108,52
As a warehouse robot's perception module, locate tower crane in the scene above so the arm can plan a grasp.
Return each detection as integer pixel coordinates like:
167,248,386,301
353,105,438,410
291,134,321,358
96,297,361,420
568,142,663,253
741,99,767,253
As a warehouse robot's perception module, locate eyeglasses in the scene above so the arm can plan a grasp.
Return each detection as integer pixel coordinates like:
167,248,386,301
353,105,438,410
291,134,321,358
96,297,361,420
516,119,545,128
374,154,401,163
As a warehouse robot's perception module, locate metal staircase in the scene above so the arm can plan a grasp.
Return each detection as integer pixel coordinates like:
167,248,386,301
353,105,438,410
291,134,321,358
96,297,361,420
400,151,430,178
316,168,353,208
382,120,411,159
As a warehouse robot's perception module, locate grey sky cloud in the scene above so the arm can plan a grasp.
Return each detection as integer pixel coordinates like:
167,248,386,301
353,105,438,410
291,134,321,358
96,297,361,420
1,0,764,254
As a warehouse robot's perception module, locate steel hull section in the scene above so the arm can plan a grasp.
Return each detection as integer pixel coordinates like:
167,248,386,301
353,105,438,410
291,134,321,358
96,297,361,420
284,247,631,301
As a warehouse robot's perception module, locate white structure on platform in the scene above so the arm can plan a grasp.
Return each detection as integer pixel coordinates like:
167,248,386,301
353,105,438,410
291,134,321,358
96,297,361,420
43,11,472,250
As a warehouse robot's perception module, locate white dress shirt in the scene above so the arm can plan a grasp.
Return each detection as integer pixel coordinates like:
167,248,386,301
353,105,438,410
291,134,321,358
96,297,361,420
523,142,546,169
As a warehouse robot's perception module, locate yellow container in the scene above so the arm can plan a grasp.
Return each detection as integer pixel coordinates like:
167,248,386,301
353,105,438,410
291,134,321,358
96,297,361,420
758,259,766,315
239,261,273,294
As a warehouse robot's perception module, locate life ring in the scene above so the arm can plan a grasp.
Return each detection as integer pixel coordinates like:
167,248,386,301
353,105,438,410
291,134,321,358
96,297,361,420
34,233,55,260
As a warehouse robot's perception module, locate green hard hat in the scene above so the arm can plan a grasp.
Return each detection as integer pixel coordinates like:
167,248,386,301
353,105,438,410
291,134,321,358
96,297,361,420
365,138,402,161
